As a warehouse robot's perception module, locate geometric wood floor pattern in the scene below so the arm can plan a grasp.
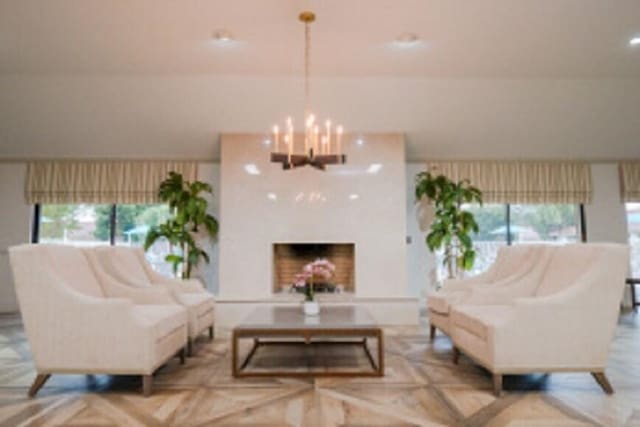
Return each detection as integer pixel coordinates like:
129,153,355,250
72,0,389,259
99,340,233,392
0,311,638,426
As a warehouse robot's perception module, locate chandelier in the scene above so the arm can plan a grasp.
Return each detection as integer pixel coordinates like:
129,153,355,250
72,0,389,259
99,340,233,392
270,11,346,171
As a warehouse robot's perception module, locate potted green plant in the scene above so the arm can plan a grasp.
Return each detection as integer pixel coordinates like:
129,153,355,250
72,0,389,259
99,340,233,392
144,172,219,279
415,171,483,279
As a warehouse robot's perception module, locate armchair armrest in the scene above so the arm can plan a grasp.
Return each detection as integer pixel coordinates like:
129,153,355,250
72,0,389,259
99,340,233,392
488,270,623,371
23,275,157,372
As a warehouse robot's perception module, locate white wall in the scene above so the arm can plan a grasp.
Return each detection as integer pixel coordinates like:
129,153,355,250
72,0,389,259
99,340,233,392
585,163,629,244
218,133,408,300
195,162,221,294
584,163,632,306
406,163,435,299
0,163,31,312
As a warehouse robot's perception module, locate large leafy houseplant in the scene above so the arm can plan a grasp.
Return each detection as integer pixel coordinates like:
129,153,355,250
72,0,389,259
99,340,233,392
144,172,219,279
415,171,483,279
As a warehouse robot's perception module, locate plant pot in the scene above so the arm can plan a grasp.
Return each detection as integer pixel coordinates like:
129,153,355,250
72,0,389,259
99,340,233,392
303,301,319,316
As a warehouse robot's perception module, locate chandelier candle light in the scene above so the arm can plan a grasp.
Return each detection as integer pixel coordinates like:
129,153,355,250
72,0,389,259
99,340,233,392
270,11,347,171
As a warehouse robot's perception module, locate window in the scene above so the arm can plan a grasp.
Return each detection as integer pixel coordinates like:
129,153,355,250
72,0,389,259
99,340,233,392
115,204,172,276
39,204,110,246
510,204,581,244
627,203,640,277
464,204,508,275
433,203,584,280
35,203,173,277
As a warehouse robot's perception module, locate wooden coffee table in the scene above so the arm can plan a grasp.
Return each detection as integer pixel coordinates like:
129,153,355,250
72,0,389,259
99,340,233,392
231,305,384,378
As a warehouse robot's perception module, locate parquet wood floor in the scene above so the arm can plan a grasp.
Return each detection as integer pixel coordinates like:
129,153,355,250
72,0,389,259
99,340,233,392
0,312,638,426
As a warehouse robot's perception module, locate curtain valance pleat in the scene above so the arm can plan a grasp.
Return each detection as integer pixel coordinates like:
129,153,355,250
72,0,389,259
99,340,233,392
620,161,640,202
25,160,199,204
426,161,592,204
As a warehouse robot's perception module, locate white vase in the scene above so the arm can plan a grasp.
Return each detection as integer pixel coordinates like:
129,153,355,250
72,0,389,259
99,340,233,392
303,301,319,316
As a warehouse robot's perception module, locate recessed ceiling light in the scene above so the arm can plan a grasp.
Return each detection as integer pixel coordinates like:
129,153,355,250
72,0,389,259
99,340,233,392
349,194,360,200
213,30,234,43
267,192,277,201
263,139,272,146
630,36,640,46
394,32,421,47
356,139,365,146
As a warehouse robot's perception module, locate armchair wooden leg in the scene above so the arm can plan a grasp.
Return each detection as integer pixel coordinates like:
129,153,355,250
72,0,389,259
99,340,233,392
187,337,193,357
591,372,614,394
142,375,153,397
209,326,214,340
179,347,186,365
28,374,51,398
429,325,436,341
452,346,460,365
492,374,503,397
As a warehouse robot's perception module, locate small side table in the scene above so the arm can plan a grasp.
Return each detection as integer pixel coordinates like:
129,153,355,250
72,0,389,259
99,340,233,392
627,278,640,312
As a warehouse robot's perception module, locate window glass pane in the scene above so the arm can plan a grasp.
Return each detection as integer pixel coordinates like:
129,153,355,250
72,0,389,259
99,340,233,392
39,204,110,246
465,204,509,275
627,203,640,277
114,204,173,277
434,204,508,280
510,204,580,244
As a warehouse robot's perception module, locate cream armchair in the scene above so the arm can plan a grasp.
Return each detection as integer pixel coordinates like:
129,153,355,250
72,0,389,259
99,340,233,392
8,244,188,397
427,245,551,339
449,244,629,396
86,246,215,356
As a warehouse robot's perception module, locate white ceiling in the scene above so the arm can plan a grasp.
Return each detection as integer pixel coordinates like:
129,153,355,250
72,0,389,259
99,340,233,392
1,1,639,161
1,0,640,78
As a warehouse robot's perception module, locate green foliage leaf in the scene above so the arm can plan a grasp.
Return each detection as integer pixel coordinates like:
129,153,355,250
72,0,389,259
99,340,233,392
146,171,220,280
415,170,484,276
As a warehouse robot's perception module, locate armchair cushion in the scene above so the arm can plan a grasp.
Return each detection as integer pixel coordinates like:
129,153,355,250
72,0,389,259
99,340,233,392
451,304,513,341
134,305,188,342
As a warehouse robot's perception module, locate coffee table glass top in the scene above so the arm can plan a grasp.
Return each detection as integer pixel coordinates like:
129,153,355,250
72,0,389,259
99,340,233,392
236,306,378,330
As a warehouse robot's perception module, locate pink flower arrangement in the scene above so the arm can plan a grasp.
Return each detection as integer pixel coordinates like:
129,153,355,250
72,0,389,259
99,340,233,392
293,258,336,300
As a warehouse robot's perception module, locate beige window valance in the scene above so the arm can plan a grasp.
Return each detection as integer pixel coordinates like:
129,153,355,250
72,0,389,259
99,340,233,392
620,161,640,202
426,161,592,204
25,160,199,204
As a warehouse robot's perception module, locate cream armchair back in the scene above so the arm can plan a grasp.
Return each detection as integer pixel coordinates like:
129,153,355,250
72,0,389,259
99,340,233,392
427,245,552,338
86,246,216,356
9,244,188,397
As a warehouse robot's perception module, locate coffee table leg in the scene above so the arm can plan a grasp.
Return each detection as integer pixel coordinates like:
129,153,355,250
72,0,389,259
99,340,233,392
362,338,378,371
377,329,384,377
240,338,260,371
232,331,239,377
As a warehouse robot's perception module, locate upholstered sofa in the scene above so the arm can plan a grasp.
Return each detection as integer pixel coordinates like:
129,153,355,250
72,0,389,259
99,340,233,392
9,244,189,397
427,244,552,338
447,244,628,396
85,246,215,356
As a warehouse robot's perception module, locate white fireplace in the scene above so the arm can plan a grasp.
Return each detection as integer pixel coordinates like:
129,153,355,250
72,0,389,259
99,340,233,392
217,133,418,325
